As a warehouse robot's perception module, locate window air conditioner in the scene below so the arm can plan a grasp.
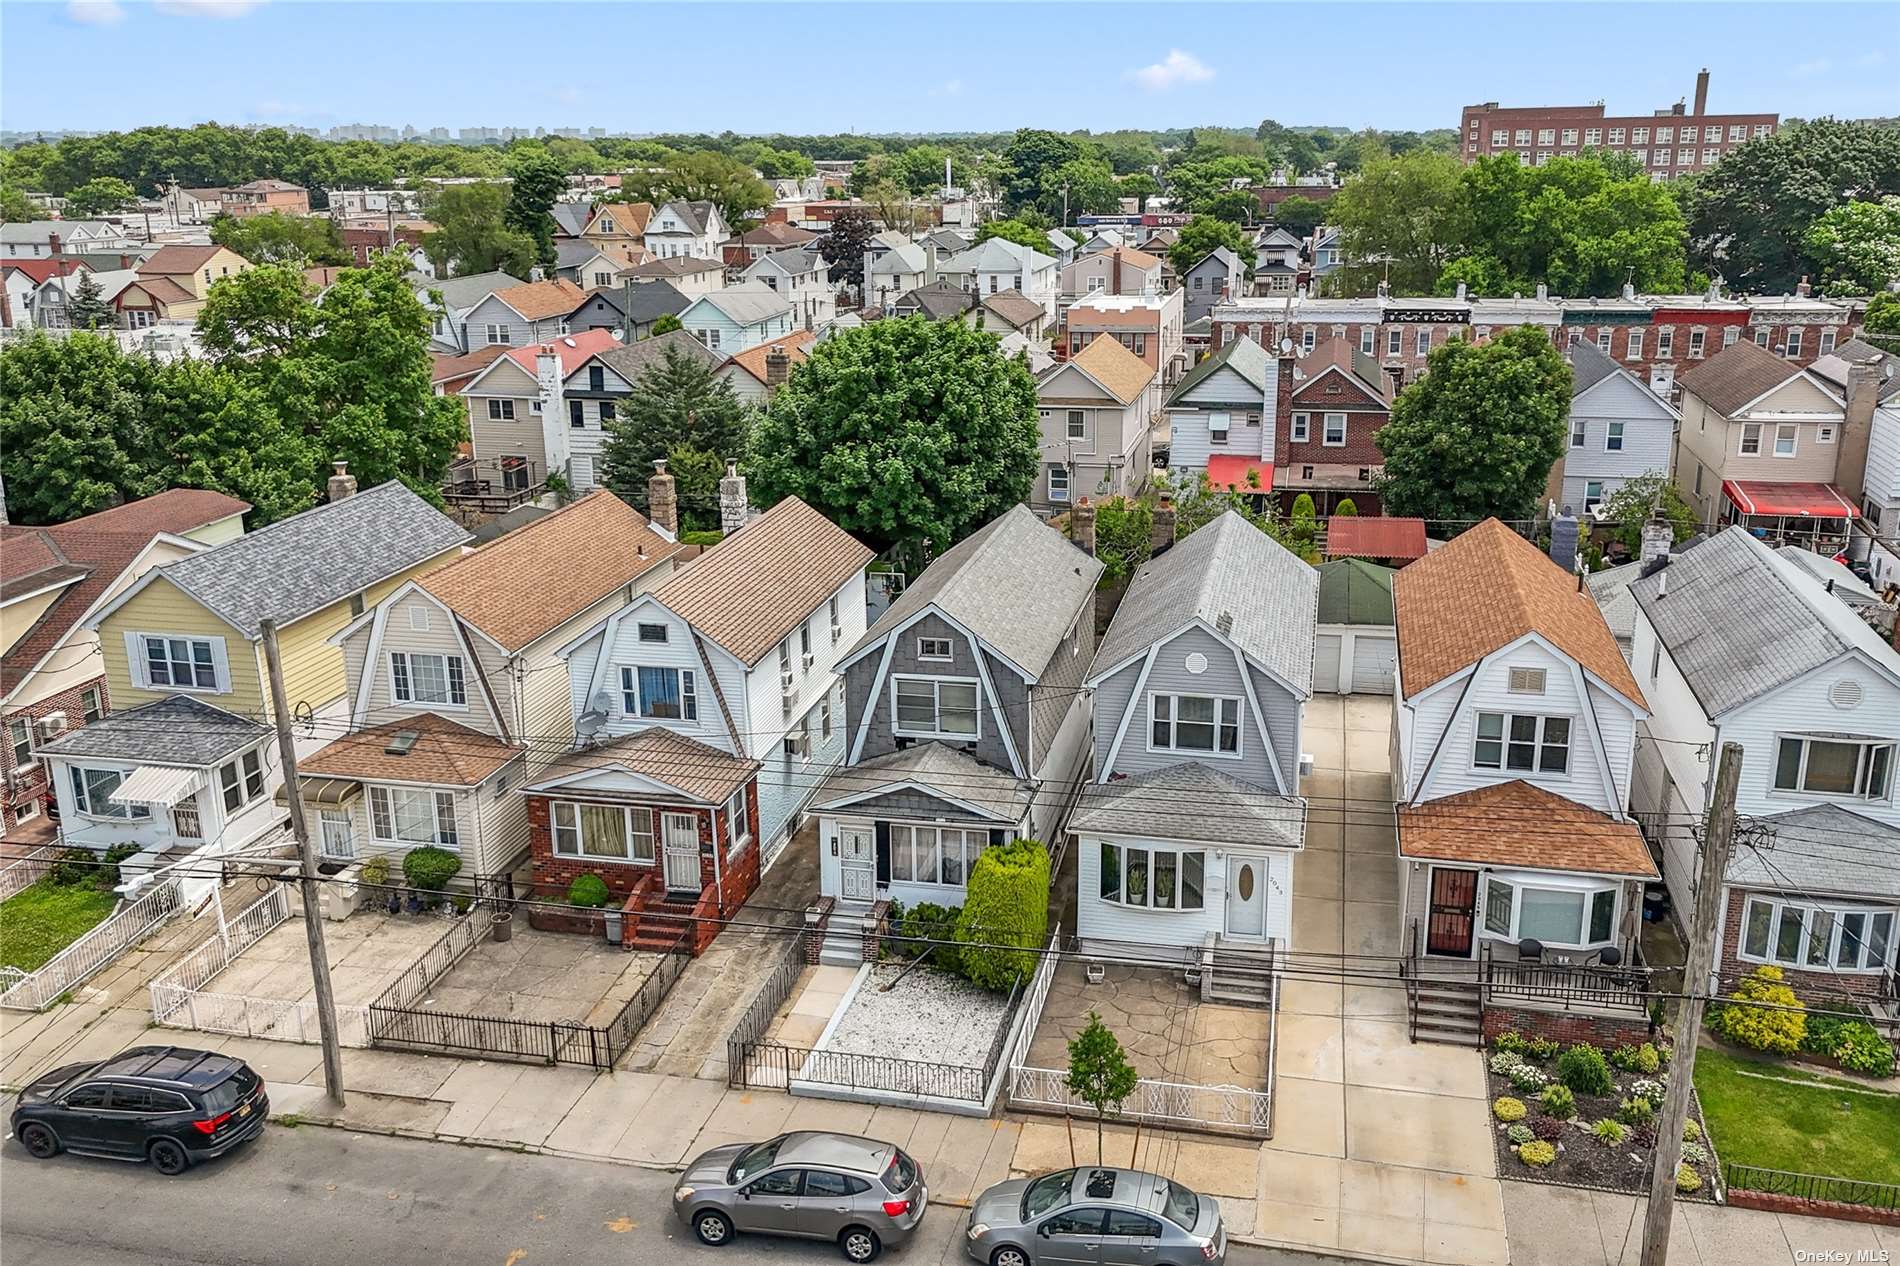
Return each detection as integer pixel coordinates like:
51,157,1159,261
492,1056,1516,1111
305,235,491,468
801,651,816,670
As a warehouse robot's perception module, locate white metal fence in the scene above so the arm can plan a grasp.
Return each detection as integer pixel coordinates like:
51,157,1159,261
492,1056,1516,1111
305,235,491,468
0,879,183,1011
0,844,61,903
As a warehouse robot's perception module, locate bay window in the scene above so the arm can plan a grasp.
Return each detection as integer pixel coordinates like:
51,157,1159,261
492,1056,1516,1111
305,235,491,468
551,801,654,863
67,765,151,819
889,824,989,886
620,666,697,721
1773,735,1893,801
1481,873,1618,947
391,652,466,706
370,786,459,849
1474,712,1569,773
1098,841,1205,910
1150,694,1240,755
1741,896,1895,972
892,676,979,739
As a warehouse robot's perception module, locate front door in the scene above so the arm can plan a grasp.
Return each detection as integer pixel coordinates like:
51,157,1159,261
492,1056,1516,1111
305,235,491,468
838,827,875,902
318,809,355,861
1426,866,1478,957
1225,855,1267,938
661,812,701,892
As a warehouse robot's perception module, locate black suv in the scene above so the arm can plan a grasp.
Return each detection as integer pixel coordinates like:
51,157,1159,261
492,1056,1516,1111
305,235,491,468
10,1046,268,1175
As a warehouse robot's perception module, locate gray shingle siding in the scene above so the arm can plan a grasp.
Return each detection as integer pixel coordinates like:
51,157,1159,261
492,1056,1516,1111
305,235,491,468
847,612,1023,774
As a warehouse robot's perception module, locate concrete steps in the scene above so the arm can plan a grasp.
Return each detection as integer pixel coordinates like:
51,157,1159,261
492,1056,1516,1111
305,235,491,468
1201,942,1275,1008
1409,977,1483,1046
817,905,871,967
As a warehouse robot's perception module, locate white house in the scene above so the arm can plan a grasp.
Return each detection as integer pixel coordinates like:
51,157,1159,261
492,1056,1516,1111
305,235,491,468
740,245,835,328
644,201,730,261
938,238,1060,324
1560,342,1679,517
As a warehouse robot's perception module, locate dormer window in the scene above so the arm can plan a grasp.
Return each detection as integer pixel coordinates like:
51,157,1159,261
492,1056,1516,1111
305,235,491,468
391,652,466,707
1474,712,1568,773
918,637,953,660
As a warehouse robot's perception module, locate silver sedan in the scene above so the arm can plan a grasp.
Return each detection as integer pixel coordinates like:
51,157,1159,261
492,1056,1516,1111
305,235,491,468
965,1167,1225,1266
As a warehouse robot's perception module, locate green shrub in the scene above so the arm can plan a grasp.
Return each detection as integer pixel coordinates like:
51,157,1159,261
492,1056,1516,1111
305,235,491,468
1680,1141,1709,1166
401,846,461,892
566,873,610,908
1676,1165,1701,1194
1492,1031,1530,1055
1540,1085,1576,1119
1526,1037,1561,1062
1518,1140,1557,1167
1801,1012,1850,1055
897,901,964,971
1506,1123,1535,1144
1557,1044,1614,1096
1618,1097,1656,1127
1492,1096,1527,1122
1333,497,1358,517
1709,964,1805,1054
1681,1118,1701,1143
1831,1022,1897,1077
1592,1119,1627,1146
1489,1051,1526,1075
1635,1042,1662,1074
360,856,391,887
1507,1063,1550,1093
97,842,142,890
956,839,1049,991
48,847,102,887
1609,1044,1640,1070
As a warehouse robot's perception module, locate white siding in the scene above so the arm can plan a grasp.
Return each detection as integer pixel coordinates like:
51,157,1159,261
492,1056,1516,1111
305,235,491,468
1722,656,1900,828
1564,372,1676,501
1864,404,1900,503
1075,839,1293,957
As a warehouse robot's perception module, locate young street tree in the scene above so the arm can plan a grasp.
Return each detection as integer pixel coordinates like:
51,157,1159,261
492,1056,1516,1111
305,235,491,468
1066,1011,1139,1164
749,317,1041,574
598,346,754,516
1374,325,1572,525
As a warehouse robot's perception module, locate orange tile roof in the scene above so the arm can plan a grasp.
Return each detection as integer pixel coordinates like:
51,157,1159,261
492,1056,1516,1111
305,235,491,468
301,713,524,787
417,490,679,652
1069,334,1157,405
725,329,817,386
1393,518,1644,707
1398,781,1657,877
492,277,588,320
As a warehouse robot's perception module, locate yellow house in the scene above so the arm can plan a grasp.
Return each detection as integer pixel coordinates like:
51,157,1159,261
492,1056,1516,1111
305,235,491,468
581,201,654,268
135,244,253,303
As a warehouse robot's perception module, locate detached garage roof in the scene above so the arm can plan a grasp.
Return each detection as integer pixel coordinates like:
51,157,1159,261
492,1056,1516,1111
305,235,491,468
1316,558,1396,627
1324,516,1428,562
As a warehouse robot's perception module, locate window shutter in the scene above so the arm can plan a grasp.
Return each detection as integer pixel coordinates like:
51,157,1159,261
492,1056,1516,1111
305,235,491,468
874,822,891,883
124,631,148,688
208,637,232,693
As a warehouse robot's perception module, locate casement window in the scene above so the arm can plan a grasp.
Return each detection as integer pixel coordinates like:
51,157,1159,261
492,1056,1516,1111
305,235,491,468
391,652,466,707
370,785,459,849
892,675,979,739
1739,423,1763,456
724,787,750,845
1773,735,1894,801
1773,424,1799,458
889,823,990,887
1098,840,1205,910
1654,127,1672,144
1585,128,1603,146
619,666,697,721
1150,694,1240,755
551,801,652,863
1493,131,1510,147
140,635,220,691
1539,128,1556,145
1562,129,1578,145
1048,466,1070,502
7,718,31,766
1482,873,1617,948
917,636,953,661
1290,412,1310,442
1474,712,1570,773
1741,896,1896,972
1609,128,1625,145
218,749,266,814
1322,413,1347,447
1606,422,1625,452
487,398,515,421
1626,330,1644,359
68,766,150,819
1633,127,1649,144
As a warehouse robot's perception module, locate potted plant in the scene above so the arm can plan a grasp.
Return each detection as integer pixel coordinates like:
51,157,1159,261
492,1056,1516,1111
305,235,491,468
402,846,461,915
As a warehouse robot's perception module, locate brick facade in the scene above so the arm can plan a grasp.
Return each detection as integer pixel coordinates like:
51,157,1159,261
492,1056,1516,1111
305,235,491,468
1482,1004,1656,1051
1716,885,1891,1002
1726,1190,1900,1229
2,674,109,833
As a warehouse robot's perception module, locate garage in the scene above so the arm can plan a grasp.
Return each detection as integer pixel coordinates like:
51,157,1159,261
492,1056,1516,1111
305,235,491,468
1314,558,1398,695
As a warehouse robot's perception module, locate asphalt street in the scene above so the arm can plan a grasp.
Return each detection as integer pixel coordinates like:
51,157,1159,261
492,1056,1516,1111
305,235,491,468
0,1123,1374,1266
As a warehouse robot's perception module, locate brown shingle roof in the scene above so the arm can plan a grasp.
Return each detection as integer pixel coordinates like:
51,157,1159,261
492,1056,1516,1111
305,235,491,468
535,727,759,805
301,713,523,787
655,497,873,665
430,345,510,392
725,329,816,386
124,276,197,307
137,245,224,276
588,201,652,236
417,491,679,652
492,278,588,320
1069,333,1156,405
1676,339,1802,416
1394,518,1644,708
1398,781,1657,877
980,289,1046,332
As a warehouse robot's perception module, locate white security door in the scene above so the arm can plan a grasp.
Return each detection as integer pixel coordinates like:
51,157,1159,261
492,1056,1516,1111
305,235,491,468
1225,855,1267,938
318,809,356,860
662,812,702,891
838,826,875,902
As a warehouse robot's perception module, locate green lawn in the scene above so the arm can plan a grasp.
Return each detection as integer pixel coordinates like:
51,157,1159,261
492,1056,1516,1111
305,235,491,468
1694,1045,1900,1186
0,881,119,974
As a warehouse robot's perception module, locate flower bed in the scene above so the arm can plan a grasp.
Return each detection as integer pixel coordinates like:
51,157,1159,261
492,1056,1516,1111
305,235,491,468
1486,1030,1714,1198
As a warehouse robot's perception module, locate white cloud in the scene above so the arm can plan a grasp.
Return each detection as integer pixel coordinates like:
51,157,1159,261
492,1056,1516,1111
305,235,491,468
153,0,267,17
65,1,127,25
928,78,963,98
1125,49,1215,93
1792,57,1831,77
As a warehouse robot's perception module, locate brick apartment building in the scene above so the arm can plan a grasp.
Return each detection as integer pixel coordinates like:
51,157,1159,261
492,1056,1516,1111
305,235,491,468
1460,69,1776,180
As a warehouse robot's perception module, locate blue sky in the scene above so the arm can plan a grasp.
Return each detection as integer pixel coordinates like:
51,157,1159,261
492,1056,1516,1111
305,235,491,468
3,1,1894,136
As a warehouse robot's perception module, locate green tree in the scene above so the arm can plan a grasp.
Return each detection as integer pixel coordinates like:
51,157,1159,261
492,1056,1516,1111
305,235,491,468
1118,172,1160,212
625,151,772,227
1042,157,1121,217
1161,471,1287,544
817,207,877,288
66,271,115,331
1066,1011,1139,1164
63,175,138,217
1167,156,1273,215
504,149,568,265
1374,326,1571,524
648,312,683,336
1596,473,1697,556
750,317,1041,573
1864,291,1900,337
1168,216,1252,277
209,211,350,265
1328,152,1467,294
0,185,42,222
1271,194,1328,237
1093,496,1154,584
598,347,754,516
1685,119,1900,293
1803,195,1900,295
1000,129,1083,214
1204,189,1260,225
955,838,1050,991
419,181,537,278
976,217,1054,252
663,445,730,533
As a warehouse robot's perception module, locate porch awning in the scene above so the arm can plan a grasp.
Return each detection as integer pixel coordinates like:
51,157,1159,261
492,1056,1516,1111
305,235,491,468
278,775,362,808
1205,456,1272,493
108,765,206,808
1720,480,1860,519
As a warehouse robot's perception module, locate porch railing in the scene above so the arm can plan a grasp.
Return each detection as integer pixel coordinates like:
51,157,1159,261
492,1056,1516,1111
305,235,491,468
1479,941,1653,1016
1,879,182,1011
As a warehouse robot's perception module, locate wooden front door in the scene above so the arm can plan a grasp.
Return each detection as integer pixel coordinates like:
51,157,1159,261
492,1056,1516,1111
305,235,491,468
1426,867,1478,957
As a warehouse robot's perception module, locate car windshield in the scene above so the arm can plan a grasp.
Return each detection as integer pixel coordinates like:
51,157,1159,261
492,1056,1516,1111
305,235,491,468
27,1062,97,1097
199,1066,259,1114
729,1137,784,1184
1158,1181,1200,1229
1023,1171,1075,1219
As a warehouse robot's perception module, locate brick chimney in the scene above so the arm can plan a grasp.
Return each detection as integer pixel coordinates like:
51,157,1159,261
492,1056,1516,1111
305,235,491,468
1835,356,1886,503
1693,68,1710,117
1795,276,1812,299
1151,496,1177,555
764,343,791,387
718,459,749,535
1640,507,1674,566
326,460,357,502
647,459,678,534
1071,497,1097,556
47,231,62,257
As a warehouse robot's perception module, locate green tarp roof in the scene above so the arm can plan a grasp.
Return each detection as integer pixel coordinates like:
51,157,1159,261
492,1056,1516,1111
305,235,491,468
1315,557,1396,626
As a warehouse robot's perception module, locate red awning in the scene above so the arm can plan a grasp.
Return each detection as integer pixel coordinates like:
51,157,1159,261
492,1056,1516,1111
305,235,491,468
1720,480,1860,519
1205,456,1272,493
1324,515,1429,561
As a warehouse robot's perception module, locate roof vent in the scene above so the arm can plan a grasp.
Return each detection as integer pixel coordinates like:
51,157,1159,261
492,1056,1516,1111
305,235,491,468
384,730,421,756
1827,679,1864,711
1216,612,1234,636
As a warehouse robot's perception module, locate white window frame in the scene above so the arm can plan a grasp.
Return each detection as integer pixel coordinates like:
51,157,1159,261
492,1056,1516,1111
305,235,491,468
138,633,224,693
551,800,653,863
891,674,980,741
369,784,460,850
1290,412,1310,442
1048,465,1070,502
1066,410,1086,440
1097,839,1207,911
1571,419,1587,449
1359,326,1375,356
1771,734,1894,803
1738,895,1895,973
218,748,266,814
1605,422,1625,452
1739,423,1763,456
888,822,991,888
1417,329,1431,356
1626,330,1643,359
1785,329,1803,358
618,665,698,722
390,652,467,709
484,324,510,346
724,787,750,848
1322,413,1347,447
916,637,953,662
1148,693,1242,758
1473,711,1571,774
1819,328,1837,355
67,765,151,820
487,398,515,421
1481,872,1619,949
1773,424,1799,458
8,717,35,766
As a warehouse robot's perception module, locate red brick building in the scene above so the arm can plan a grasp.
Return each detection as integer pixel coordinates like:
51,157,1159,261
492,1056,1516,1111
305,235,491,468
1276,339,1394,515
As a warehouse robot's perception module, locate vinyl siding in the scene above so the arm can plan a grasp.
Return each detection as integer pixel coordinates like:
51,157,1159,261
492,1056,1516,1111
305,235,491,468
1864,404,1900,503
320,755,529,878
465,359,549,471
460,294,566,351
848,612,1015,772
1721,656,1900,829
508,585,655,769
679,301,794,354
1076,838,1292,954
272,562,456,725
47,736,284,857
101,576,262,714
1565,373,1676,493
345,589,510,738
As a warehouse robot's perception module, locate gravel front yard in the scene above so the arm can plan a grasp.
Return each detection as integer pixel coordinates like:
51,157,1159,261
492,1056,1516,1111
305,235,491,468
821,962,1015,1069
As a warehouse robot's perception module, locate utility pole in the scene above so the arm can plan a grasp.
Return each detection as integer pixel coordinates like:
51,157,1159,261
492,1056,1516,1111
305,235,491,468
260,618,346,1106
1639,740,1741,1266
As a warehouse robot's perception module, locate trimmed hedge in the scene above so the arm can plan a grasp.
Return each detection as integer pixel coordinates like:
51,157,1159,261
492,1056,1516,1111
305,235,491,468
956,839,1050,991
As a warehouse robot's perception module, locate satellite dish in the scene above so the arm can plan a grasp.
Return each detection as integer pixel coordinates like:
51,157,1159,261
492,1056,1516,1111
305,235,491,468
590,690,614,714
576,710,607,739
1278,338,1294,354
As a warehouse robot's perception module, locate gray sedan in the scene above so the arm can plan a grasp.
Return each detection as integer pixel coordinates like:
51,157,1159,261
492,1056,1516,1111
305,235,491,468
672,1131,928,1263
965,1167,1225,1266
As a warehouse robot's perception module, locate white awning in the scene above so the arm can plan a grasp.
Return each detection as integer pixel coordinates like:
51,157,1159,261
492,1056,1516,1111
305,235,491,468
108,765,207,808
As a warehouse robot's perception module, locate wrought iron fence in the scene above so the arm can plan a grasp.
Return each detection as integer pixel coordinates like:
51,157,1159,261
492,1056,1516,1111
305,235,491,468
602,925,691,1059
724,930,807,1072
0,879,182,1011
732,1040,994,1101
1007,1065,1273,1134
1724,1164,1900,1213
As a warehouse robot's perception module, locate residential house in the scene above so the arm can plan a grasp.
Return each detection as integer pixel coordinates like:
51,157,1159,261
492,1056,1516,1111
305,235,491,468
460,278,590,350
966,290,1047,342
890,279,973,323
1164,335,1275,493
558,494,875,855
1279,338,1395,516
563,287,634,335
1,221,133,260
862,242,928,314
606,280,694,339
1308,227,1343,280
1066,290,1187,387
1810,340,1900,588
1071,511,1316,964
812,506,1101,959
1313,558,1398,696
723,221,818,269
1553,342,1680,517
1628,528,1900,1002
1134,228,1180,259
581,201,656,268
555,331,722,492
678,286,796,355
549,201,594,246
431,345,511,397
623,255,726,297
740,246,836,328
720,329,817,405
134,245,251,301
29,268,138,331
919,227,971,256
220,179,311,218
1076,229,1124,255
410,270,524,353
1034,334,1159,511
1046,229,1079,267
1252,227,1302,296
1,258,87,328
644,200,729,261
1057,247,1164,316
304,491,680,878
1671,339,1853,554
2,491,249,839
939,238,1060,324
1392,520,1653,1041
555,242,628,291
457,329,623,498
160,186,229,225
1179,247,1248,325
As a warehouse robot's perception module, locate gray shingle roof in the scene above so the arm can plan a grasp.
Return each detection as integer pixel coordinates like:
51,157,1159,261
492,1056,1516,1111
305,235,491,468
147,481,469,639
549,203,593,237
693,285,792,328
812,740,1034,821
557,241,610,270
593,328,723,380
410,270,524,311
843,506,1102,678
1729,804,1900,899
41,696,269,766
654,200,717,235
1166,335,1272,406
944,237,1056,274
1094,512,1319,693
869,243,926,276
1070,762,1306,849
614,280,692,324
1568,341,1623,397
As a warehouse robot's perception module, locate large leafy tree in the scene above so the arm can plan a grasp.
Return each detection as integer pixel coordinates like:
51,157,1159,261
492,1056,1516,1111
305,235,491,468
750,317,1041,571
1374,325,1572,525
1167,156,1274,215
1685,119,1900,293
1596,472,1697,556
63,175,138,217
1,185,43,222
623,151,772,228
1328,152,1468,294
1000,129,1083,215
209,211,351,265
817,207,877,287
598,347,754,516
977,217,1053,252
1271,194,1328,237
1042,158,1121,218
419,181,537,278
1168,216,1252,277
504,150,568,265
1802,195,1900,295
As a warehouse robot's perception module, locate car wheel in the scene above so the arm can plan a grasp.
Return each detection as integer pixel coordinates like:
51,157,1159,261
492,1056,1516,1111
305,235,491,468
839,1227,881,1263
17,1123,59,1159
148,1138,191,1176
693,1210,734,1247
991,1247,1030,1266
